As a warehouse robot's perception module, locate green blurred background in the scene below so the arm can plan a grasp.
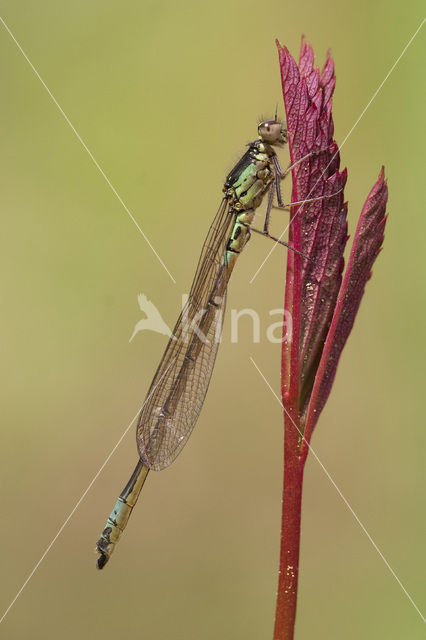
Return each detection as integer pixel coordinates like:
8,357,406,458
0,1,424,638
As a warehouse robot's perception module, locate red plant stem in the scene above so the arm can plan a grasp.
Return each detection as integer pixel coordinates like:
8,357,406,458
274,401,305,640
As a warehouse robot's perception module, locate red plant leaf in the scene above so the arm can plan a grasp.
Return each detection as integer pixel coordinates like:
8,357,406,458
274,37,388,640
277,38,348,416
302,169,388,455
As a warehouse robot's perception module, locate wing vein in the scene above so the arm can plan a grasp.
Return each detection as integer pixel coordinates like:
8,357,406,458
136,199,235,470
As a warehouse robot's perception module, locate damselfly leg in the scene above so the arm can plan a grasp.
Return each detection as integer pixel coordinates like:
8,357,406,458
94,119,340,569
263,147,341,234
249,151,342,259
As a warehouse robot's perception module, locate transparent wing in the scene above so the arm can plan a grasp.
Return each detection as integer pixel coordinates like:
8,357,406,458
137,198,235,470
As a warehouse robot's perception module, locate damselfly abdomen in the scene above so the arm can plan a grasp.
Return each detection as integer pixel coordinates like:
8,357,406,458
95,120,336,568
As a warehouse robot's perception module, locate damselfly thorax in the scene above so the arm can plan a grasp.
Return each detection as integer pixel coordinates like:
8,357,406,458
95,119,341,569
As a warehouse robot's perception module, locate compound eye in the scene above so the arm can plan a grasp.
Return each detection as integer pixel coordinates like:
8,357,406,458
258,120,283,144
258,121,269,136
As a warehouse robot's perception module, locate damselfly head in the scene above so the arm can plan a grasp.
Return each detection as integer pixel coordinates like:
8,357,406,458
258,120,287,146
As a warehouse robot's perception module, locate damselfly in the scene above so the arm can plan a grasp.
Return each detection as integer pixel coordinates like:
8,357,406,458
96,119,337,568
